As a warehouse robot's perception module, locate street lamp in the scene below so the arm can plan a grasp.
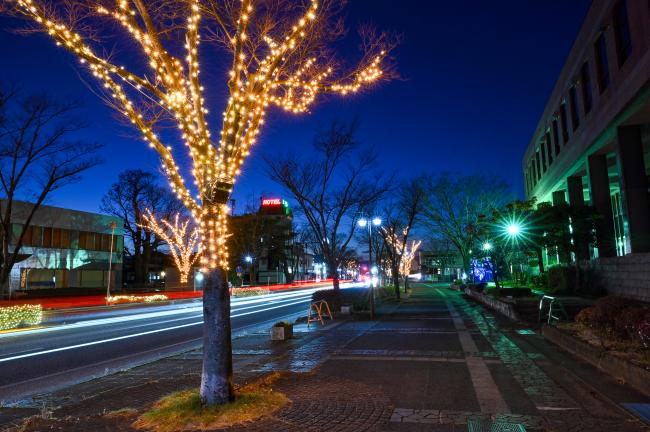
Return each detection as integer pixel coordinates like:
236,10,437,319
106,221,118,304
482,242,492,251
506,223,521,237
358,215,382,319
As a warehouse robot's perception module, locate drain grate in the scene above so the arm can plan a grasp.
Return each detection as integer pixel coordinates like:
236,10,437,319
467,419,526,432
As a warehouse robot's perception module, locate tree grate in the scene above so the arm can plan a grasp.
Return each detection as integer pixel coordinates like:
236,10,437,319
467,419,526,432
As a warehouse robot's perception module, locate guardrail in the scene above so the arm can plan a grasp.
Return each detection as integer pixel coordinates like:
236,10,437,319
538,295,568,325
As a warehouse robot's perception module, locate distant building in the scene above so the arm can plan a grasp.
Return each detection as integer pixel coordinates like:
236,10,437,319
228,197,315,285
522,0,650,300
418,249,463,282
4,201,124,295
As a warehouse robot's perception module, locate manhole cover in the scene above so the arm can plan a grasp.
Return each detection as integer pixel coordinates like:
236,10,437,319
467,419,526,432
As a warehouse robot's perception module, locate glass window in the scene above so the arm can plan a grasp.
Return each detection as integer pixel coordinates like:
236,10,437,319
595,34,610,92
546,134,553,165
613,0,632,66
31,226,42,247
51,228,61,248
569,86,580,130
535,151,541,180
61,229,71,248
580,62,593,113
540,144,547,172
559,104,569,144
551,121,560,157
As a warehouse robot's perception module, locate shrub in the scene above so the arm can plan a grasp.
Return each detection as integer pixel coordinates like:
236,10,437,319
546,266,574,293
231,288,269,297
575,306,595,328
613,306,650,339
498,287,532,298
591,295,637,336
530,273,548,288
0,304,43,330
272,320,292,328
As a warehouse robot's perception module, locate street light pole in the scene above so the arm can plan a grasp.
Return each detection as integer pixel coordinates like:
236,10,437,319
106,221,118,303
358,216,382,319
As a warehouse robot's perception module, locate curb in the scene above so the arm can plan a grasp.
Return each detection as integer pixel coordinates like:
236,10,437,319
542,324,650,398
463,288,521,321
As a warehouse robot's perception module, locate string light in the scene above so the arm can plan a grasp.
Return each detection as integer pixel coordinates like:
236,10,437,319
140,210,202,284
11,0,390,270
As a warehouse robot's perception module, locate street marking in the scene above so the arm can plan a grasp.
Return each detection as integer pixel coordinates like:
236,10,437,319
330,355,501,364
447,298,510,414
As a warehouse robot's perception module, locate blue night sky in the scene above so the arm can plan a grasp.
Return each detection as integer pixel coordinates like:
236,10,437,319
0,1,591,214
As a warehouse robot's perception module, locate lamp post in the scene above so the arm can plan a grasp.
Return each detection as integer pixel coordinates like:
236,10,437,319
505,223,522,283
358,215,382,319
244,255,253,286
106,221,118,303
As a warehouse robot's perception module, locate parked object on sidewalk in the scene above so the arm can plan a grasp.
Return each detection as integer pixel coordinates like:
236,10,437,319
0,304,42,330
341,304,352,315
307,300,333,326
271,321,294,341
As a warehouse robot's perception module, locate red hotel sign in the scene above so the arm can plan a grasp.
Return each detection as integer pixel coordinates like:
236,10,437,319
262,198,283,206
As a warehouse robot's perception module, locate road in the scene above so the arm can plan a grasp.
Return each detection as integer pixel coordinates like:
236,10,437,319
0,284,357,403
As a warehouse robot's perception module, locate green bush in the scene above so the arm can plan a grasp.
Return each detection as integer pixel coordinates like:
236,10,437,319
498,287,532,298
530,273,548,288
546,266,573,293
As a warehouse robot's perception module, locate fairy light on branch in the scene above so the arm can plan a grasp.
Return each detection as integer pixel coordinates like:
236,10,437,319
10,0,393,270
140,210,202,284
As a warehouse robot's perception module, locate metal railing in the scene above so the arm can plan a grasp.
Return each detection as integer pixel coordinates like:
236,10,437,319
538,295,568,325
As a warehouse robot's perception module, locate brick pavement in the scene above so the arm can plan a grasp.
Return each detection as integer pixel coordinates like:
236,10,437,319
3,284,650,432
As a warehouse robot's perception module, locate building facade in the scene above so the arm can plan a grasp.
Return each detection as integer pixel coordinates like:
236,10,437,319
5,201,124,294
523,0,650,260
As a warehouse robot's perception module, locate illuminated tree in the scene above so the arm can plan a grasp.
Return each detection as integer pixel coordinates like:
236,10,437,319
140,209,201,284
5,0,395,404
399,239,421,280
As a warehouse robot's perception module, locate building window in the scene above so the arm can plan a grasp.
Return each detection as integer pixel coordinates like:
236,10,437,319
535,151,541,180
531,161,537,185
546,133,553,165
559,104,569,144
569,86,580,130
540,144,547,173
613,0,632,66
552,120,561,155
595,34,610,92
580,62,593,113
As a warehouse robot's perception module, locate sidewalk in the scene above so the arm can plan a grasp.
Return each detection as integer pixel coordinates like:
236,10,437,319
2,283,649,431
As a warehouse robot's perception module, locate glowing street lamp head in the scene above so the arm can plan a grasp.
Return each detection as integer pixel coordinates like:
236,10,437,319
372,217,382,226
357,218,368,228
244,255,253,263
507,223,521,237
482,242,492,251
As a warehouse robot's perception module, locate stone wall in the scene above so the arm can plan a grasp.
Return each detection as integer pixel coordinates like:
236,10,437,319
591,253,650,302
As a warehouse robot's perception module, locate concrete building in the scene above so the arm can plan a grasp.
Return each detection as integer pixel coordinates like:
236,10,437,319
5,201,124,295
522,0,650,300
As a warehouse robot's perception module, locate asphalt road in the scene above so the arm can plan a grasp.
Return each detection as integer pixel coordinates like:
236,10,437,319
0,284,357,403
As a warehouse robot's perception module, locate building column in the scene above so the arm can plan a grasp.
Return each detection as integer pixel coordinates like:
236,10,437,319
588,153,616,257
617,125,650,253
552,190,566,205
567,175,589,260
567,176,584,207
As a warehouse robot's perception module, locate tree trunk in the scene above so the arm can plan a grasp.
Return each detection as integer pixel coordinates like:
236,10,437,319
392,265,400,299
332,274,340,290
0,269,10,300
536,247,545,274
200,267,234,405
404,276,410,291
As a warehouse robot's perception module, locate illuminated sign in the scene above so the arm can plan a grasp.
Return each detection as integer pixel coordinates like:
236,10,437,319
261,198,289,207
262,198,282,206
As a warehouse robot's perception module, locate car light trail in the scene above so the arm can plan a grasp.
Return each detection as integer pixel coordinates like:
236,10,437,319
0,296,315,363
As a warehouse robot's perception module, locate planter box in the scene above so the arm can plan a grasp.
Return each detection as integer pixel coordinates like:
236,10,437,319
542,324,650,397
340,305,352,315
463,288,521,321
271,325,293,341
